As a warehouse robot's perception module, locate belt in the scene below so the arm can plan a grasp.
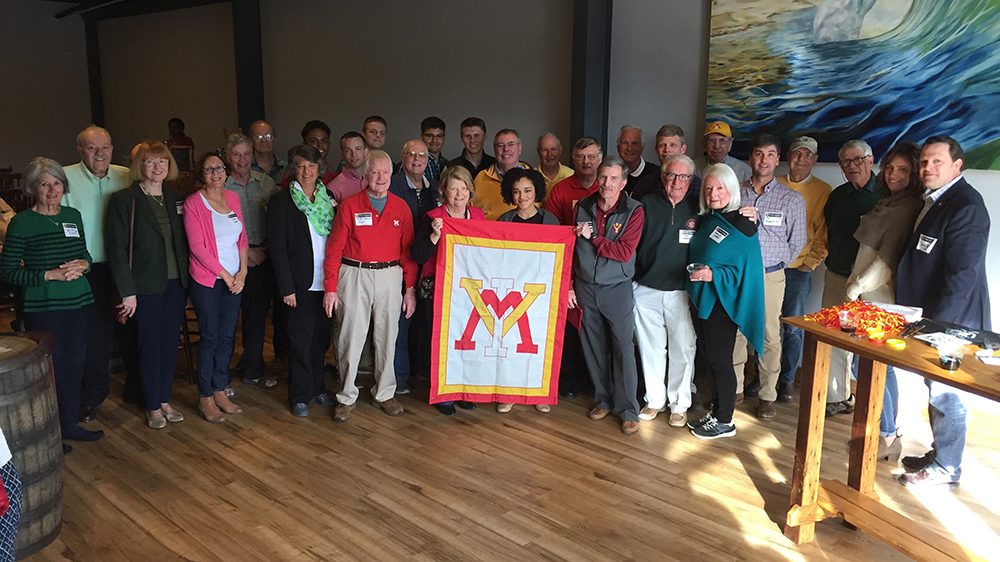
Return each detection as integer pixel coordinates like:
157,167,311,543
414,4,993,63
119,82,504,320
341,258,400,270
765,262,786,274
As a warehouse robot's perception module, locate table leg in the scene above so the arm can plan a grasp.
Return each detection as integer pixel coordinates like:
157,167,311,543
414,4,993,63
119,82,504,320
784,332,831,544
847,358,887,498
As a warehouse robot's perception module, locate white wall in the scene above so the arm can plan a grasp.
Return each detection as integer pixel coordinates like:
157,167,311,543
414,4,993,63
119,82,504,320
608,0,709,163
99,3,238,159
0,1,91,168
259,0,573,163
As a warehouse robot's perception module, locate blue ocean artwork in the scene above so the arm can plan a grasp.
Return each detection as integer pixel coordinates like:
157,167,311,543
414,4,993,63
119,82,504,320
707,0,1000,169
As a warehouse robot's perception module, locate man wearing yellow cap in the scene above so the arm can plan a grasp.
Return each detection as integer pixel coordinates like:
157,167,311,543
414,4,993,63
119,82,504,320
703,120,752,184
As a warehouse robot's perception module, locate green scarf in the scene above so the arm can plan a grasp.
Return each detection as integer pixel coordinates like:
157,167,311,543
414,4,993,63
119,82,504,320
289,180,334,235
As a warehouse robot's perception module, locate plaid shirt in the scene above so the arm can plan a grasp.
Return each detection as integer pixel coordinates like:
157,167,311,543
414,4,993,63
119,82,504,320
740,177,806,268
424,153,447,182
225,171,278,246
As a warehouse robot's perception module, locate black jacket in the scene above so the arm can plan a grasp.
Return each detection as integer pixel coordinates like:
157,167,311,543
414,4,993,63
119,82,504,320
267,189,334,297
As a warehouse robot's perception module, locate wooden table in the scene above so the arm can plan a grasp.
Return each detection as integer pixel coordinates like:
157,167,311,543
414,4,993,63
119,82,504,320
781,315,1000,561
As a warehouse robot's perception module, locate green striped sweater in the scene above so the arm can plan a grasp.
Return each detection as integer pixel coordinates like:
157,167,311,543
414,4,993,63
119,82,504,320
0,207,94,312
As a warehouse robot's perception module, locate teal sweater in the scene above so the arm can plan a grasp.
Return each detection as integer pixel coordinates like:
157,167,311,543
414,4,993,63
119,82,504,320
0,207,94,312
686,210,765,354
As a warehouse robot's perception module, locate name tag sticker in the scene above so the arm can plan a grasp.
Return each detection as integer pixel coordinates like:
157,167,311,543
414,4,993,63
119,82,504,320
763,212,783,226
62,223,80,238
709,226,729,244
354,212,374,226
176,202,184,215
227,212,239,223
916,234,938,254
679,229,695,244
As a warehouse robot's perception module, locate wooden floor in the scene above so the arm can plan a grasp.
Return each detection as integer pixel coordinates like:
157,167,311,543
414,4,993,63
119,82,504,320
25,358,1000,561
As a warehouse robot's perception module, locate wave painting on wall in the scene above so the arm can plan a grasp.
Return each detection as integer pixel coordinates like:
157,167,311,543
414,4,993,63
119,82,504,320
707,0,1000,169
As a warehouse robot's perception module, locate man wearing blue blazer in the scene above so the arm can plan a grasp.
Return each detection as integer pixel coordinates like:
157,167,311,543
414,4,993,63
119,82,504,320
895,136,991,486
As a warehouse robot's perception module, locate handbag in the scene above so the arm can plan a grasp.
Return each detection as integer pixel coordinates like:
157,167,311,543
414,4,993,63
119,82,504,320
113,195,135,325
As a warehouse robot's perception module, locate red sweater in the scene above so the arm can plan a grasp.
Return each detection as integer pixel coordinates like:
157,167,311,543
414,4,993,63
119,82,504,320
323,191,417,292
545,175,598,226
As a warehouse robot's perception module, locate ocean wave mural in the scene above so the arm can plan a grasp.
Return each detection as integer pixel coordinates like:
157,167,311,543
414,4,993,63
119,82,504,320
707,0,1000,169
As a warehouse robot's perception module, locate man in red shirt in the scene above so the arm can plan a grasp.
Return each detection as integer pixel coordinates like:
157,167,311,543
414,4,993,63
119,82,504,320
323,150,417,421
545,137,602,226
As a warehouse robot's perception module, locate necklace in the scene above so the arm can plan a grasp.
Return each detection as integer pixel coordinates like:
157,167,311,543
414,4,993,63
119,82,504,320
140,184,165,206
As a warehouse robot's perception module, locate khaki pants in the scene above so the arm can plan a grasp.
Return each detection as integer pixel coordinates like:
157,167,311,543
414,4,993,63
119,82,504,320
335,265,402,405
823,270,853,403
734,269,785,402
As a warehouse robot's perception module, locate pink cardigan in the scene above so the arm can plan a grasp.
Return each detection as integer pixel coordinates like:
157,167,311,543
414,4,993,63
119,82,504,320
183,190,249,288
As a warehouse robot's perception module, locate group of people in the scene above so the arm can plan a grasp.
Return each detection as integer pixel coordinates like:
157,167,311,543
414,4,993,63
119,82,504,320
0,113,989,491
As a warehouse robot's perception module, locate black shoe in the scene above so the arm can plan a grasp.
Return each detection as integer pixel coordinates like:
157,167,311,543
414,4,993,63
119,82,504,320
743,385,760,399
62,443,73,455
456,401,476,410
902,451,935,472
63,426,105,442
291,402,310,417
314,393,334,406
777,382,795,403
435,404,457,416
395,381,411,396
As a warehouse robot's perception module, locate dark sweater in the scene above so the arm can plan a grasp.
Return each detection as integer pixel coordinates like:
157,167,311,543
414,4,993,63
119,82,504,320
824,175,878,276
634,192,701,291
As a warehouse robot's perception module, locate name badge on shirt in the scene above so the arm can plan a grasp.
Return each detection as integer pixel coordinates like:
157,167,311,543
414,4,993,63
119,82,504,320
679,229,695,244
916,234,938,254
709,226,729,244
62,223,80,238
763,212,783,227
176,201,184,215
354,212,374,226
227,212,239,223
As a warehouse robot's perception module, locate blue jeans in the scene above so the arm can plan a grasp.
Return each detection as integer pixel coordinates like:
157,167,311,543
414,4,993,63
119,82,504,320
190,279,242,397
779,268,813,384
879,366,898,436
134,279,186,411
927,380,967,477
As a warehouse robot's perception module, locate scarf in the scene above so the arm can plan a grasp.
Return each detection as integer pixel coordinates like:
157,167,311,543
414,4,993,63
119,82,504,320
289,180,334,236
853,189,923,270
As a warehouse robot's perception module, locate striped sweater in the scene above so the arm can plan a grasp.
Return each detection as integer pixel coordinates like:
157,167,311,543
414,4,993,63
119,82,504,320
0,207,94,312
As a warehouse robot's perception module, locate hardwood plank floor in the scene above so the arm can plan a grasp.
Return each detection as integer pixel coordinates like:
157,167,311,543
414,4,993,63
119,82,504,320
25,359,1000,561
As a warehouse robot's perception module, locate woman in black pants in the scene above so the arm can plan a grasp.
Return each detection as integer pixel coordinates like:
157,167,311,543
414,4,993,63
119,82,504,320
686,164,765,440
107,140,190,429
267,145,335,417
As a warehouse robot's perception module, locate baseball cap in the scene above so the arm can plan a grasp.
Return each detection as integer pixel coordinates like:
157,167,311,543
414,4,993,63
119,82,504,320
788,136,818,154
704,121,733,138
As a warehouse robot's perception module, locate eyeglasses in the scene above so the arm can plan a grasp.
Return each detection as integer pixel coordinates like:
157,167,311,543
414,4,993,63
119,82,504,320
839,155,871,167
253,133,274,141
203,166,226,175
496,141,521,150
573,153,601,162
404,151,428,159
664,173,692,182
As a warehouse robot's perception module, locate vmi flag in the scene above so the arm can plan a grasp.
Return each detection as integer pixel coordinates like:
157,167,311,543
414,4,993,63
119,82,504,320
430,218,575,404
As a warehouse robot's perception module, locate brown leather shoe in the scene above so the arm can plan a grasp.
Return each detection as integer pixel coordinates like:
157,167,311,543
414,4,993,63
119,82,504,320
213,391,243,415
757,399,776,420
735,392,744,404
377,398,404,416
621,420,640,435
199,396,225,424
588,407,610,421
334,402,356,422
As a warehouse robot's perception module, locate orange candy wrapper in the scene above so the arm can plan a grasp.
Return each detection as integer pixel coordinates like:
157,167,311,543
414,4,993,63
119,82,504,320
803,300,907,337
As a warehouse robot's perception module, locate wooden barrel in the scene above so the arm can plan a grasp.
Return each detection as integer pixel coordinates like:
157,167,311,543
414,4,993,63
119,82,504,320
0,334,62,559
